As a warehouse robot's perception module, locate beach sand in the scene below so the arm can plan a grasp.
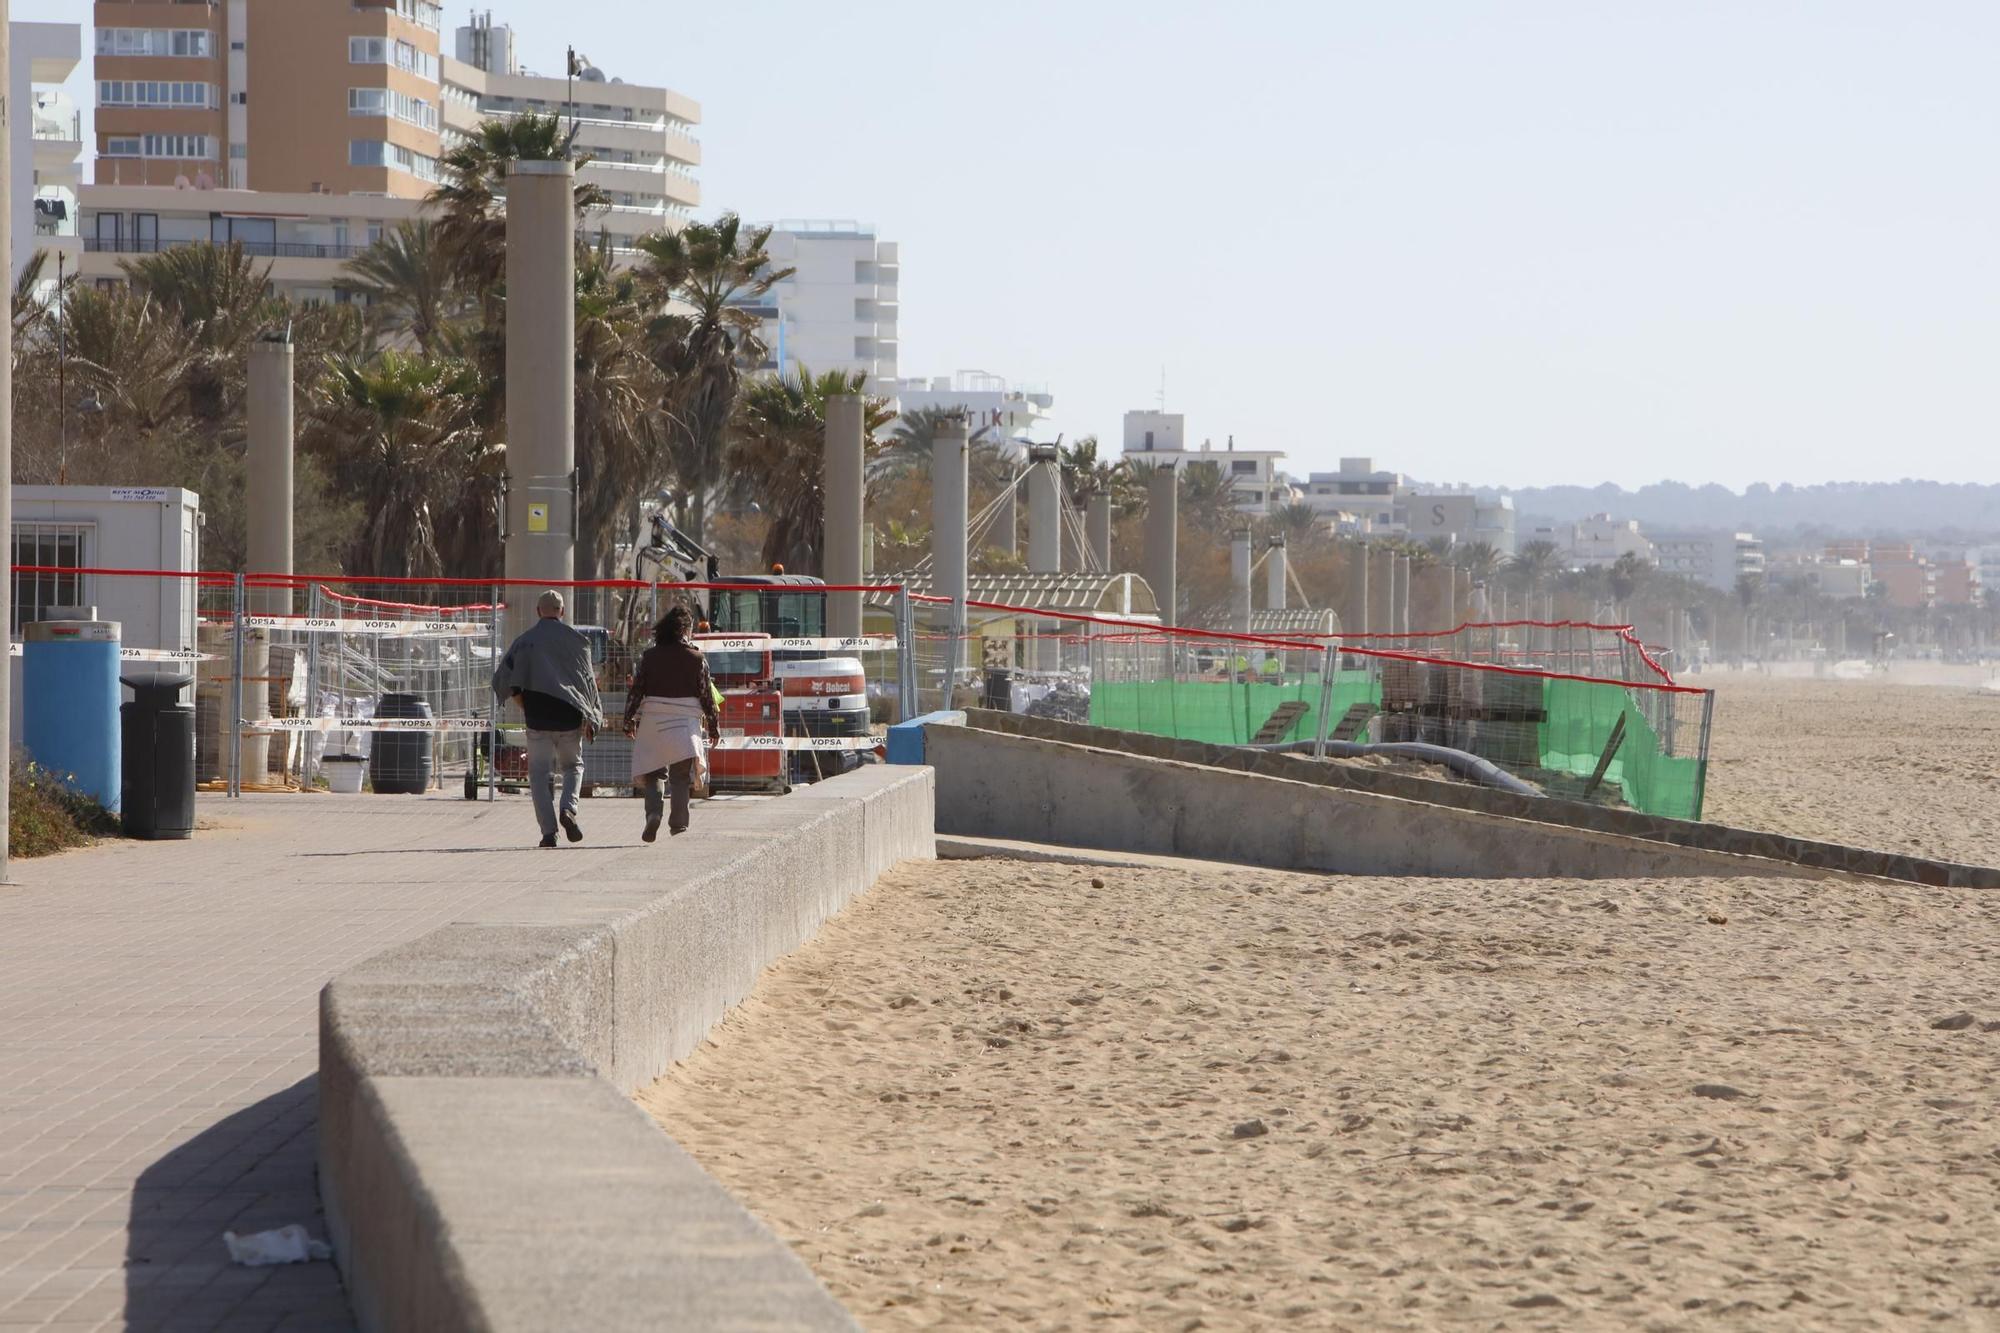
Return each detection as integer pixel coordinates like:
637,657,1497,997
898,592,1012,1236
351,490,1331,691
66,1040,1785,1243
640,858,2000,1329
1698,673,2000,867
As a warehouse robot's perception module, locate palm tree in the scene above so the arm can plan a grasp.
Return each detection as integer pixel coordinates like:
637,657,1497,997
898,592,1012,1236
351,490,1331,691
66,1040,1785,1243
342,219,461,355
729,365,894,573
428,112,606,317
1608,551,1648,613
635,214,792,542
122,241,280,422
53,285,197,431
876,408,1000,486
305,350,497,578
572,240,662,582
1268,501,1322,545
1453,540,1503,583
1059,436,1130,510
1178,460,1238,531
1508,540,1564,591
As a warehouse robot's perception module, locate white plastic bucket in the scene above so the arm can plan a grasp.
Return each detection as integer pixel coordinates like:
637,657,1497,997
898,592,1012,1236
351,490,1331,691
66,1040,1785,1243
323,757,365,794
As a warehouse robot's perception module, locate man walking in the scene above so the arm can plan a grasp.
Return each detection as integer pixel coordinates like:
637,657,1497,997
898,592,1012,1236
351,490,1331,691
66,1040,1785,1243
492,590,603,848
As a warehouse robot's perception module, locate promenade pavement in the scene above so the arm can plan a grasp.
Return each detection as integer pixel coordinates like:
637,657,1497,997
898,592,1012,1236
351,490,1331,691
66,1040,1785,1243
0,791,663,1332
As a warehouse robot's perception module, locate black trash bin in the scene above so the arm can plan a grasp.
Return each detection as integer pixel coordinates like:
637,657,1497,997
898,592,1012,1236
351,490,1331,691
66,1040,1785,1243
120,669,196,841
369,693,434,795
982,668,1016,712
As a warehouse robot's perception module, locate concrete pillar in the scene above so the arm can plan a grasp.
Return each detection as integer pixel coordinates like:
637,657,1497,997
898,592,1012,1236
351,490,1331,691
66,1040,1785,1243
246,339,295,609
1,11,12,879
1086,494,1112,573
1266,535,1288,611
1027,459,1062,574
1143,464,1178,627
990,473,1017,560
502,160,576,646
1350,542,1369,635
823,395,864,639
240,338,294,787
932,418,969,682
1231,529,1253,636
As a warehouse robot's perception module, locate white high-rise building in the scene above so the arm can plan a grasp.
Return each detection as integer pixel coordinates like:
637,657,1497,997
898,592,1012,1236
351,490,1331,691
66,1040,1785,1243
11,22,84,286
446,14,701,254
737,223,899,396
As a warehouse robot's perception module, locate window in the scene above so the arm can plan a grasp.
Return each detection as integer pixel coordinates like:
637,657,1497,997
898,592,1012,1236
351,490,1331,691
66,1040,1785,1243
347,87,438,131
104,137,142,158
348,36,437,78
1143,430,1155,449
140,135,217,160
1231,460,1257,475
98,81,216,109
12,525,91,636
98,28,212,57
395,0,443,31
349,36,387,63
348,140,438,182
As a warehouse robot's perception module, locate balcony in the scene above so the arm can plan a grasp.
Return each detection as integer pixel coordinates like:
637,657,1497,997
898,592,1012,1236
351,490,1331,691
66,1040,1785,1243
84,237,371,261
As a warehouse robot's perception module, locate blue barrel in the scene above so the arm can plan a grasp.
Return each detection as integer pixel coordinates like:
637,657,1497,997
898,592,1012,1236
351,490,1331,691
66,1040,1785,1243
23,619,123,813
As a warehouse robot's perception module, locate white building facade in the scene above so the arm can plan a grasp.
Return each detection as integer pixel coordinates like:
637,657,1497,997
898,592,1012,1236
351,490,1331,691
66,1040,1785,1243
738,223,899,395
11,22,84,286
444,17,701,255
892,372,1051,450
1569,514,1653,569
1300,458,1405,536
1405,492,1516,557
1649,530,1766,591
1117,412,1286,516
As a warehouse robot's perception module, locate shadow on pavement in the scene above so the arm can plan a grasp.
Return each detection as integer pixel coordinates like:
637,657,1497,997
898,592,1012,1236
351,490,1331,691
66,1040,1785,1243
125,1076,354,1331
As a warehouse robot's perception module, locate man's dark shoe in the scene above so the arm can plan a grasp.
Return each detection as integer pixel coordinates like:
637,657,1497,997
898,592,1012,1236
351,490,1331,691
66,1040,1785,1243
560,810,583,843
642,816,661,844
669,824,688,838
538,833,558,849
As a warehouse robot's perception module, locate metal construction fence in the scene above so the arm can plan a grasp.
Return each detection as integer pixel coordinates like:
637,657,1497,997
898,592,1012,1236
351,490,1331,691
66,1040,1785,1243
13,568,1712,819
899,599,1714,822
12,568,919,800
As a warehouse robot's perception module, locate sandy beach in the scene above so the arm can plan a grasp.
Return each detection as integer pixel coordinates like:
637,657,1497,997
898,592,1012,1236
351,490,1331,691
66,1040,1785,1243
1698,673,2000,867
641,857,2000,1329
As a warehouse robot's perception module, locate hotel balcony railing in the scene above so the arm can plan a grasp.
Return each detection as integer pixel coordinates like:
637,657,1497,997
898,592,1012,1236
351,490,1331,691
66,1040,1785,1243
34,112,82,143
84,237,371,261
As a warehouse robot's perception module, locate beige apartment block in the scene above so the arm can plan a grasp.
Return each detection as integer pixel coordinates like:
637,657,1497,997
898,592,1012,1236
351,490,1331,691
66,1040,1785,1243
80,2,699,301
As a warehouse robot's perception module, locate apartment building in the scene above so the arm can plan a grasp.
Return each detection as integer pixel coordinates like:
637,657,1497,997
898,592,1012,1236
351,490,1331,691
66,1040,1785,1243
1405,492,1516,557
1118,412,1287,517
892,372,1051,450
445,13,700,251
736,223,899,395
1569,514,1653,570
1299,458,1404,536
1650,530,1766,592
11,22,84,286
80,3,699,294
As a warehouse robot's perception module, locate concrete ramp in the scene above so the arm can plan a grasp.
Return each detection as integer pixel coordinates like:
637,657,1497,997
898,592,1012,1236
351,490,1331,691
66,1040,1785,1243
925,724,1815,880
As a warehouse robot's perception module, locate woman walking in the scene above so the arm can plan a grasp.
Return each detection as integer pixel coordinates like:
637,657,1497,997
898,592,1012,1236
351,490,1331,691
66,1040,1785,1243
624,607,722,842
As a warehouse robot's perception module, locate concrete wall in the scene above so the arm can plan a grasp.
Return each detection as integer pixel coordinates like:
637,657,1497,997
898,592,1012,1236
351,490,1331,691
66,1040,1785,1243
925,724,1810,881
963,709,2000,890
319,766,935,1332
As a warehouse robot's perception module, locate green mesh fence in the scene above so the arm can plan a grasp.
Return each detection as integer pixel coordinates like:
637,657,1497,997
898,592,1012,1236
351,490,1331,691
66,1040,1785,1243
1538,679,1707,821
1089,660,1709,822
1090,672,1380,747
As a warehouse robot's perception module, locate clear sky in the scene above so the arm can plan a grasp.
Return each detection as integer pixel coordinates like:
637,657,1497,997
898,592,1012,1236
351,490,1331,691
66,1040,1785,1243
28,1,1998,489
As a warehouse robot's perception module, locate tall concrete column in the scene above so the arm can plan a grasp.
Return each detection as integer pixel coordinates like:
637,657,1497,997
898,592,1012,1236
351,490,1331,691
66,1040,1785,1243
990,473,1017,560
503,160,576,646
1086,494,1112,573
240,337,294,787
1026,457,1061,574
1384,551,1399,638
1231,529,1253,636
1,11,12,879
1266,535,1288,611
1143,464,1178,627
1025,453,1062,669
1350,542,1369,635
246,339,294,608
932,418,969,683
823,394,864,639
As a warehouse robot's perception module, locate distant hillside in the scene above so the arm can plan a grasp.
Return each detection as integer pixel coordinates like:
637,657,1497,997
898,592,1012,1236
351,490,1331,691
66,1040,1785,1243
1468,480,2000,543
